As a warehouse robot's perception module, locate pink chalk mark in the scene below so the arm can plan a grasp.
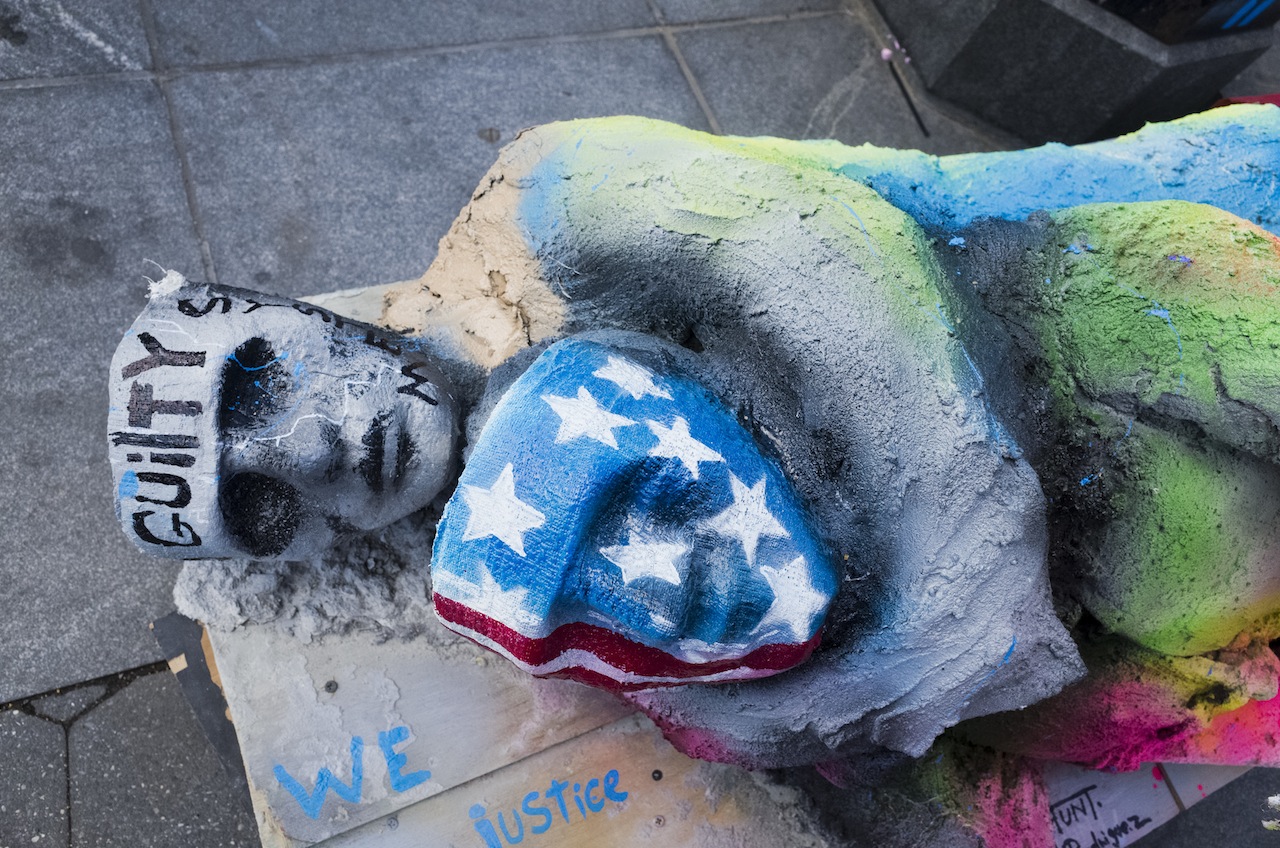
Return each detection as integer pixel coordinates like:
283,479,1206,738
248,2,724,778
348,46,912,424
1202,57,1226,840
966,762,1055,848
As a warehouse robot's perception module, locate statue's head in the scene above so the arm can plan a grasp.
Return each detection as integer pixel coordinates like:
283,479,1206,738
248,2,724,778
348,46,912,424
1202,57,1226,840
108,274,460,560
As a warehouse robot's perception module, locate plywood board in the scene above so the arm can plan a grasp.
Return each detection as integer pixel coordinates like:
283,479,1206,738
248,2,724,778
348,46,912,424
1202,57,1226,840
208,622,630,844
321,713,831,848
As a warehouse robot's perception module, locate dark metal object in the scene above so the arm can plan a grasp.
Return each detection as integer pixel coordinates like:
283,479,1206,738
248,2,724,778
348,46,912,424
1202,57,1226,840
872,0,1274,142
1087,0,1280,44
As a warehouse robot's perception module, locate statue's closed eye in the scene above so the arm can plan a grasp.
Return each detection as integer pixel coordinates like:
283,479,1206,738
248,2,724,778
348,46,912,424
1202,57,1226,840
219,337,291,432
219,471,301,557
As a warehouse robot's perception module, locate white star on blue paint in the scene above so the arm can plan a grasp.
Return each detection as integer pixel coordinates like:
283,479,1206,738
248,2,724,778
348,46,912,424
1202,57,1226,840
754,556,827,642
593,356,672,400
472,561,540,630
600,531,688,585
543,386,636,448
460,463,545,557
705,473,789,565
647,417,724,480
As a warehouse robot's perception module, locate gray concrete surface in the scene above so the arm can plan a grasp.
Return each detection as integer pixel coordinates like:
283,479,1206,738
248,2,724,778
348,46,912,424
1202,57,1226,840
147,0,655,67
0,0,150,78
0,0,1275,845
0,79,205,704
166,36,708,298
69,672,256,847
0,709,68,847
31,685,108,724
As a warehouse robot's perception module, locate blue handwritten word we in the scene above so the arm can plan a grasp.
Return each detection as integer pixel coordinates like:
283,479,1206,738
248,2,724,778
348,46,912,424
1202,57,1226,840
273,725,431,819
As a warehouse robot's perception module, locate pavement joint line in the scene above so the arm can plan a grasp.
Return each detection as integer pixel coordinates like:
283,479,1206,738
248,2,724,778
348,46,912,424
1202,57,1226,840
0,10,842,91
646,0,724,134
836,0,931,138
843,0,1025,149
0,660,170,718
2,655,170,843
138,0,220,286
64,717,73,848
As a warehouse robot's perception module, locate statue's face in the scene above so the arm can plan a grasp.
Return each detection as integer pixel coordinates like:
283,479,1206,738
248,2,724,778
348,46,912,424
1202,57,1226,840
109,280,459,560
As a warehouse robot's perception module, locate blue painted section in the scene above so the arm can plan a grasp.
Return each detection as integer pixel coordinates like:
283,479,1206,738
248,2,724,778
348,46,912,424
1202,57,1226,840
831,105,1280,235
225,349,289,371
469,769,628,846
433,338,835,649
1241,0,1276,25
378,726,431,792
274,736,365,820
117,470,138,500
1224,0,1260,28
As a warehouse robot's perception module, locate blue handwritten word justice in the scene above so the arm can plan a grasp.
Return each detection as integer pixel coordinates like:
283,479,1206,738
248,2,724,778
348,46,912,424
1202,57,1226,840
469,768,628,846
273,725,431,819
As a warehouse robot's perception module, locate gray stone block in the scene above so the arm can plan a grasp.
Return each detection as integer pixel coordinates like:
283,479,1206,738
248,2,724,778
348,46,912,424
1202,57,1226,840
166,37,708,299
0,80,203,703
1222,22,1280,96
0,710,68,848
69,672,257,847
148,0,655,67
676,14,999,154
872,0,1273,143
652,0,839,25
31,684,108,724
0,0,150,80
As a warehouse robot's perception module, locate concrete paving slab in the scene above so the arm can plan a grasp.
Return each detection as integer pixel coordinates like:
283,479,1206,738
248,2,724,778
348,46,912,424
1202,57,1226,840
1222,23,1280,96
846,0,1019,154
1143,765,1280,846
0,710,68,848
323,714,834,848
0,79,204,703
31,683,109,724
887,83,1016,155
210,622,629,842
675,14,939,151
653,0,839,24
69,671,258,847
0,0,150,80
148,0,655,68
166,37,709,299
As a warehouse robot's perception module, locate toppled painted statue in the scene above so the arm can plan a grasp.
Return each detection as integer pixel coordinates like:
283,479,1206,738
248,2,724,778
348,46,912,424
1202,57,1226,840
109,106,1280,793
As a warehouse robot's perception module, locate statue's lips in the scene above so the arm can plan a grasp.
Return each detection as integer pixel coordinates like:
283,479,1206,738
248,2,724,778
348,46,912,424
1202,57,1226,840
432,592,821,692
